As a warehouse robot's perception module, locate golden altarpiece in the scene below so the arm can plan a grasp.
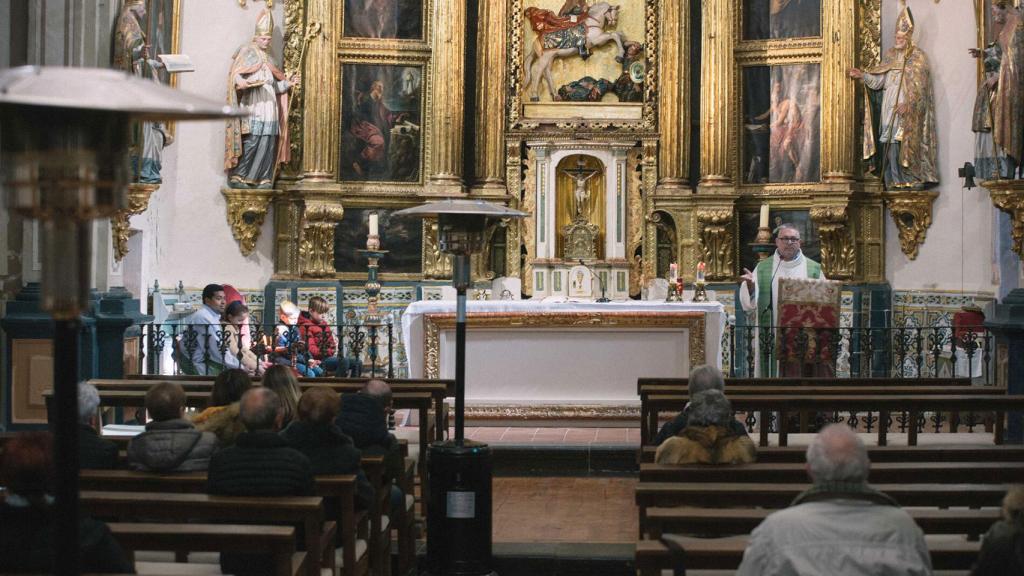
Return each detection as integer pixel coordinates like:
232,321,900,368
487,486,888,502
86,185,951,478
217,0,927,291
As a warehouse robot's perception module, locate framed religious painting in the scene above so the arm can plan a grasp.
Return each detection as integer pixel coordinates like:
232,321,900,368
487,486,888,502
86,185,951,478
342,0,424,40
741,63,821,185
507,0,658,129
334,207,424,276
743,0,821,41
737,208,821,274
145,0,181,87
338,61,425,185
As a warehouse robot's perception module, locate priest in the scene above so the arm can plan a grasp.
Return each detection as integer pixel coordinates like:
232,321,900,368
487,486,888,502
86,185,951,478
739,223,825,376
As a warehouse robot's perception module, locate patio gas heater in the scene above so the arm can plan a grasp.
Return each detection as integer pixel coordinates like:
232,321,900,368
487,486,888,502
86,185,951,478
395,199,526,575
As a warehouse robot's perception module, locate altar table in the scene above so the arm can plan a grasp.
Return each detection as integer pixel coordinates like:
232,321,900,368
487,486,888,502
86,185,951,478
401,300,724,412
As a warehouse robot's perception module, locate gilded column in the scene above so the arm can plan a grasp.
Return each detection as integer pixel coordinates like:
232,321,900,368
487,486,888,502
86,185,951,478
658,0,689,190
821,0,856,181
698,0,734,188
427,0,467,194
472,0,507,194
301,0,338,180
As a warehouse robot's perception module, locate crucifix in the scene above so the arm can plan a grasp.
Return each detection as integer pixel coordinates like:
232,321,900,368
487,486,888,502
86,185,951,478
562,157,600,219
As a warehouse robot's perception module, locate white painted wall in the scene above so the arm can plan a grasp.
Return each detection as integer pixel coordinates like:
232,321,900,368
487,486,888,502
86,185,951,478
133,0,282,295
881,0,1002,294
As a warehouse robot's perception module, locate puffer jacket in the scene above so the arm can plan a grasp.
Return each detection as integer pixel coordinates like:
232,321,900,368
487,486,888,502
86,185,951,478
127,418,218,472
297,311,336,360
654,424,757,465
192,402,246,447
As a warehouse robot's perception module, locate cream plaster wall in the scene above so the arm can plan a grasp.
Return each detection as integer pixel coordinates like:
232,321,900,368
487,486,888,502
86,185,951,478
880,0,1002,294
133,0,284,298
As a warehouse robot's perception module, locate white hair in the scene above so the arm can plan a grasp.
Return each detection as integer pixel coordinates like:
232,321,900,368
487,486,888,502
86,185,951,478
689,364,725,397
77,381,100,425
806,424,870,483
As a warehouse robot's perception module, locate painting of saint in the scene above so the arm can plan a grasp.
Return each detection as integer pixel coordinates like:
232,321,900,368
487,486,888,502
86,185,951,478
344,0,423,40
744,0,821,40
334,208,423,274
340,64,423,182
743,64,820,184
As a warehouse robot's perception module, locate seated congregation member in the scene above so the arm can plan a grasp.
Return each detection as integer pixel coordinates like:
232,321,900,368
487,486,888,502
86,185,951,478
654,364,749,445
192,368,252,446
736,424,931,576
77,381,119,469
280,387,374,510
336,379,405,512
208,387,315,576
971,485,1024,575
262,364,303,428
298,296,340,376
654,389,756,465
176,283,239,375
127,382,217,472
223,300,261,376
0,432,133,573
273,300,322,377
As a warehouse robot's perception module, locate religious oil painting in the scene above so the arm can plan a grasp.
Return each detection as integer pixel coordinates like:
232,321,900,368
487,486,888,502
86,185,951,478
742,63,821,185
146,0,180,87
738,209,821,275
343,0,423,40
743,0,821,40
334,208,423,274
339,63,423,183
518,0,648,120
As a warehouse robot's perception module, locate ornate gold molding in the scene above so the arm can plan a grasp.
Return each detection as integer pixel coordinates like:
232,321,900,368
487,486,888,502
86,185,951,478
422,311,707,379
810,205,857,279
628,148,645,295
464,404,639,421
112,183,158,262
422,217,453,280
985,180,1024,258
221,187,276,257
886,190,938,261
281,0,306,178
299,198,344,276
521,146,537,295
696,208,735,281
426,0,467,192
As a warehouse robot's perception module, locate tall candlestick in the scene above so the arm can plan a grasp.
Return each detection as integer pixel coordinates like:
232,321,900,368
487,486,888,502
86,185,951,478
369,213,379,236
759,203,770,229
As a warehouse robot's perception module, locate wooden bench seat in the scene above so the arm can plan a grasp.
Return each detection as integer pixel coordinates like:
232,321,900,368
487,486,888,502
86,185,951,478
639,444,1024,464
108,522,305,576
637,377,974,394
643,506,1001,539
639,461,1024,484
635,535,980,573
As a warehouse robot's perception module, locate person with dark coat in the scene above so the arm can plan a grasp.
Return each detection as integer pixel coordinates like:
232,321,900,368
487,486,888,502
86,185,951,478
77,381,119,469
127,382,218,472
335,379,405,513
972,485,1024,575
654,364,750,445
0,432,133,573
207,387,315,576
281,387,374,510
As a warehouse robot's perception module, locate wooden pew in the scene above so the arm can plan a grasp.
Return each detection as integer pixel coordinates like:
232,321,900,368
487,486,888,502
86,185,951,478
643,507,1001,539
639,461,1024,484
108,522,306,576
640,443,1024,464
637,376,975,395
635,536,981,573
644,394,1024,446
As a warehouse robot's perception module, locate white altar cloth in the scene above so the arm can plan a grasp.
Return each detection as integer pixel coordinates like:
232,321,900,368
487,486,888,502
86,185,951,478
401,300,724,406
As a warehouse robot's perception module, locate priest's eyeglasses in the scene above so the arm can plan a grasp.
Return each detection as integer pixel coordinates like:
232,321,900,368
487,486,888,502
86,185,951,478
778,236,801,243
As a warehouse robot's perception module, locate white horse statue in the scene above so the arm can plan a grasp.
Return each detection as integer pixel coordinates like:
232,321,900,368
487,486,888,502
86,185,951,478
523,2,625,102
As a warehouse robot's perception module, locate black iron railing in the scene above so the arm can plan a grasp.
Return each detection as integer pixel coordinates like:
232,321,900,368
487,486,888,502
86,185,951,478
134,322,395,378
724,323,993,383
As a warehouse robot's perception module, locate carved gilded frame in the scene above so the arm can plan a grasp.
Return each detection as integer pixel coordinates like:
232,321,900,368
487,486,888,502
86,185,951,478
331,195,427,282
422,310,707,379
505,0,660,132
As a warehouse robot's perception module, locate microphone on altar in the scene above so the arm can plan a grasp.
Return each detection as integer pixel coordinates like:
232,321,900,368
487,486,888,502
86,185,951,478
578,259,610,303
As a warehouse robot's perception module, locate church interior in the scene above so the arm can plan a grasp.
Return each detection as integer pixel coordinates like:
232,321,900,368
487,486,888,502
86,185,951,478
2,0,1024,574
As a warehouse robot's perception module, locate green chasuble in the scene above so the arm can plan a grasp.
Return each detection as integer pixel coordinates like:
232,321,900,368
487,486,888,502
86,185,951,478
752,255,821,376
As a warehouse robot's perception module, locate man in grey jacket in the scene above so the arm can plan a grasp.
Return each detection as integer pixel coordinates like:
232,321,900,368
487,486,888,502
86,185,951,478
736,424,932,576
127,382,218,472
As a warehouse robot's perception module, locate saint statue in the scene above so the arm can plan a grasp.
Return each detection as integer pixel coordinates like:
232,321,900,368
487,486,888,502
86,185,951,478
848,2,938,190
225,9,296,189
989,1,1024,179
970,5,1013,180
114,0,172,184
562,159,599,220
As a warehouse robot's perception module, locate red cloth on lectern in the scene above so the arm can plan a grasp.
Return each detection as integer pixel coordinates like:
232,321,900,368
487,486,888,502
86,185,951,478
776,278,842,377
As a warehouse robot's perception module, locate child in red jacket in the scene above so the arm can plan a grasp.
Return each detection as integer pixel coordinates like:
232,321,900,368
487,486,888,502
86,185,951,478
297,296,340,376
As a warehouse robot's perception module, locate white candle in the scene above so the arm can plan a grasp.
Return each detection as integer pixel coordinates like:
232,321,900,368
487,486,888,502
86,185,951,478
697,261,705,283
759,203,770,229
369,213,379,236
669,262,678,280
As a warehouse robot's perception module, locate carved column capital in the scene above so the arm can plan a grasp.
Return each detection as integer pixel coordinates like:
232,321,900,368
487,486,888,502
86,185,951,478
886,190,938,261
696,207,735,281
810,203,856,279
112,183,159,262
222,187,276,257
299,197,345,277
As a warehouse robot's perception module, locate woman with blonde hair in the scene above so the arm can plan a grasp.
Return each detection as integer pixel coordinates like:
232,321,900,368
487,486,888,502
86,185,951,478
261,364,302,426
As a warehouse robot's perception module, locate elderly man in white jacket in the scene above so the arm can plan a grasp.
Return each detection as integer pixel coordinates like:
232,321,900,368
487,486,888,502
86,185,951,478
736,425,932,576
